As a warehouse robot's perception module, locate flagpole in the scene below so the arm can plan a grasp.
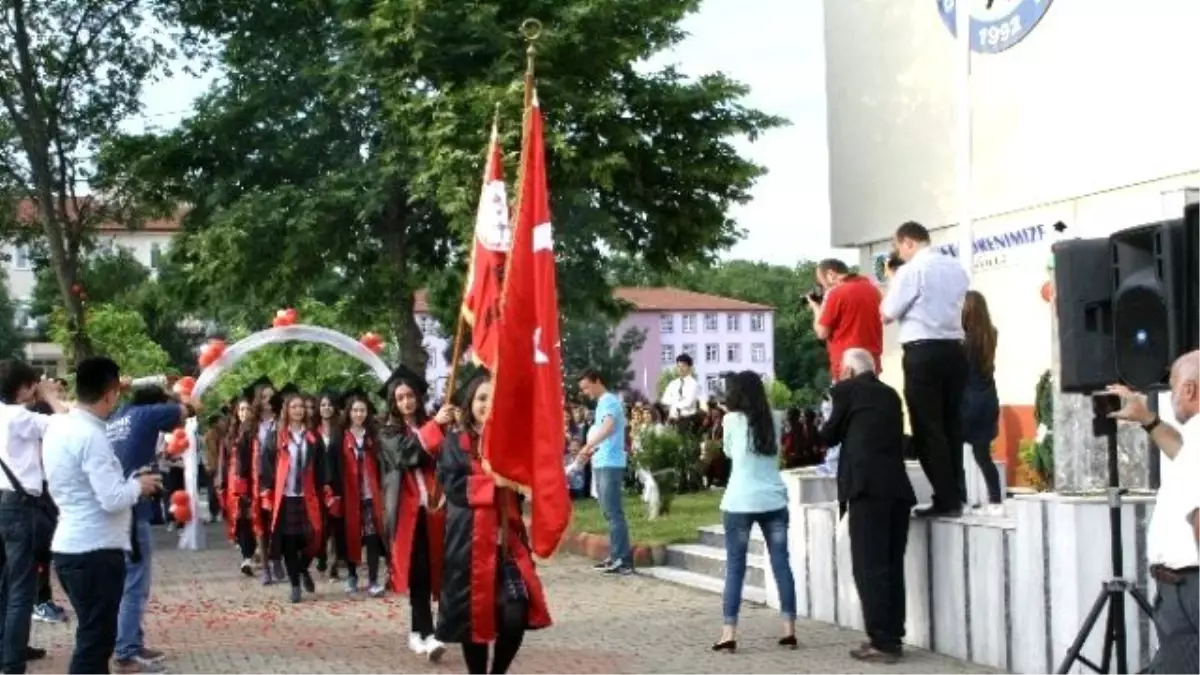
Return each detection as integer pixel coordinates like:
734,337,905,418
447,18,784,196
955,0,974,282
446,103,503,401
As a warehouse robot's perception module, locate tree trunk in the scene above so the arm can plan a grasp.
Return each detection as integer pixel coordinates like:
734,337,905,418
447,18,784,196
377,186,427,374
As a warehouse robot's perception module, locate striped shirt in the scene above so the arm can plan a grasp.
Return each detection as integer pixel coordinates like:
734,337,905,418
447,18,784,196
880,247,969,344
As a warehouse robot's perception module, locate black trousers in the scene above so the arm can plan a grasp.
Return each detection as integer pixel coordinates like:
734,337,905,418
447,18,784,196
1148,570,1199,673
408,509,434,638
848,496,910,653
54,549,126,675
204,469,222,520
969,442,1003,504
235,518,256,560
279,535,310,588
460,598,527,674
347,535,384,585
902,340,968,510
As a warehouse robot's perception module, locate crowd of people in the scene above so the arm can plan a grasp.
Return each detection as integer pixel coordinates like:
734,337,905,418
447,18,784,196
0,356,550,675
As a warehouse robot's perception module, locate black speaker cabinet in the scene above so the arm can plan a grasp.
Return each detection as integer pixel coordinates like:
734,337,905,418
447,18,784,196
1053,238,1117,393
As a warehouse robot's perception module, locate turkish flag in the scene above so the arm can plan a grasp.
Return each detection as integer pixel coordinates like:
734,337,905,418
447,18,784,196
482,88,571,558
461,123,510,370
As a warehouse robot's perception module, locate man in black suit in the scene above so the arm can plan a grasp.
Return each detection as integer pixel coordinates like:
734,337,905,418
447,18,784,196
820,347,917,664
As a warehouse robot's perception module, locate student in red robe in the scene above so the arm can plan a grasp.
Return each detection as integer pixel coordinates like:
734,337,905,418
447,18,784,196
376,366,455,661
224,396,256,574
313,389,342,579
435,372,551,675
268,390,326,604
240,377,287,583
324,389,387,596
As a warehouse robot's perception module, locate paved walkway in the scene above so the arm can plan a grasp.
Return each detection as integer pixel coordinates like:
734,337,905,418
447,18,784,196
29,524,995,673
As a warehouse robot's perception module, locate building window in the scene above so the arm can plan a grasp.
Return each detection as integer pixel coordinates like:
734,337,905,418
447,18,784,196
660,314,674,334
726,313,740,332
704,343,719,363
751,343,767,363
13,246,30,270
681,343,697,358
427,347,439,368
751,312,766,332
660,344,676,364
681,313,697,333
703,313,718,331
149,243,163,269
705,374,722,395
726,343,741,363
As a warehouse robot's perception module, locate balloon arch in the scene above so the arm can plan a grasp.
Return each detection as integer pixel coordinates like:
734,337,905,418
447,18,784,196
191,324,393,400
178,325,392,552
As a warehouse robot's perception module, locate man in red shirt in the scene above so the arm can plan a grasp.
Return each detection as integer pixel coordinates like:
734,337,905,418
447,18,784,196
809,259,884,382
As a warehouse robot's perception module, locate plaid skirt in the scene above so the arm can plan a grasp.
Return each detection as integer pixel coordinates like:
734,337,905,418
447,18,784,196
361,498,377,538
280,496,308,537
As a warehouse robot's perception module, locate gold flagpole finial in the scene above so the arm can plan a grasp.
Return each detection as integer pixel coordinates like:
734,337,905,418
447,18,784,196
520,18,543,46
519,18,542,108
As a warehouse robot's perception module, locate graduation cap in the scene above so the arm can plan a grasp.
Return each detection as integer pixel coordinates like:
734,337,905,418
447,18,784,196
241,375,274,401
269,382,301,415
450,368,491,409
340,386,377,416
378,364,429,402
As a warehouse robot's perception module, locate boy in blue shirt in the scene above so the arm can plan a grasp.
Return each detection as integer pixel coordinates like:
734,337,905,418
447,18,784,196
576,369,632,575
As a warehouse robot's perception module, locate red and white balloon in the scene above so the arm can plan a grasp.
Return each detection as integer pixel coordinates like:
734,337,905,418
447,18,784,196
169,491,193,525
359,331,384,354
165,427,190,458
272,308,299,328
173,376,196,398
198,339,227,368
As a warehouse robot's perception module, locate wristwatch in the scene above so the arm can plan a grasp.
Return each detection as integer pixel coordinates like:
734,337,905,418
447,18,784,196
1141,415,1161,433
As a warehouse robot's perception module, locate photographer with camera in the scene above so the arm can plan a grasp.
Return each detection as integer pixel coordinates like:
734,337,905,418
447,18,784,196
809,259,882,383
1107,350,1199,673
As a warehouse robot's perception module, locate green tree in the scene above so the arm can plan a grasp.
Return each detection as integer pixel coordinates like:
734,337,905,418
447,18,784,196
561,319,646,400
30,248,200,370
0,0,181,362
50,304,172,376
612,259,829,398
96,0,784,369
0,268,24,358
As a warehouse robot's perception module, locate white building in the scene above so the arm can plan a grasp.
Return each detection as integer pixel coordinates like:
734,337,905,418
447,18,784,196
823,0,1199,473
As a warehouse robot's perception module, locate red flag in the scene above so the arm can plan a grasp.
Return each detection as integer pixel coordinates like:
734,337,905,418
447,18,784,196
461,121,510,370
481,87,571,558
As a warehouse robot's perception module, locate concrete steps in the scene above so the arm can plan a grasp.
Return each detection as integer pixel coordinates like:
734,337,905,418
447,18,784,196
648,524,769,607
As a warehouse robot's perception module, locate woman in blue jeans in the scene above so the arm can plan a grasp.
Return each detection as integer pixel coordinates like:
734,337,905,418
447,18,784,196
713,371,797,653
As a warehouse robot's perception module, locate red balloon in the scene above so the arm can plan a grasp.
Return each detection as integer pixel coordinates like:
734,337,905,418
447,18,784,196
1040,280,1054,303
174,376,196,397
171,490,190,507
170,502,192,525
359,332,384,354
198,339,226,368
284,308,298,323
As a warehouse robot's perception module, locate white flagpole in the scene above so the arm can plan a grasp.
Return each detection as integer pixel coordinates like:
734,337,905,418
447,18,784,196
955,0,975,282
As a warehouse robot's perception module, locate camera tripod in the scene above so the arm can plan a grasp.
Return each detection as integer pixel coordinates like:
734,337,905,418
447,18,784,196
1055,417,1158,674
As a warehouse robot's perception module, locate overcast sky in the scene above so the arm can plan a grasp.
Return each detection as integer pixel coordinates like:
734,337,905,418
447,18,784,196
129,0,846,265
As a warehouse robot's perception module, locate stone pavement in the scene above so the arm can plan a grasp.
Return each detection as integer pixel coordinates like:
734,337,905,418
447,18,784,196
29,524,996,673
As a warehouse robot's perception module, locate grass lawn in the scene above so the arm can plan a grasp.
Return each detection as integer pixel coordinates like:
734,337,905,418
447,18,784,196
568,490,723,546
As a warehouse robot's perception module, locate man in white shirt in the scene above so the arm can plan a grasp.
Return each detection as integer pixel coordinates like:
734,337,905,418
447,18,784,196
43,358,160,675
1107,350,1199,673
660,353,700,435
0,360,67,673
880,221,971,518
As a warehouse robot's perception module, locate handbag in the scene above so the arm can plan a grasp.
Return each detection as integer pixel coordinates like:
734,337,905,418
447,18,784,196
0,457,57,553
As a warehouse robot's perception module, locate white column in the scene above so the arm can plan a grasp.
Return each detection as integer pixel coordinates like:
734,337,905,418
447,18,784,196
955,0,974,282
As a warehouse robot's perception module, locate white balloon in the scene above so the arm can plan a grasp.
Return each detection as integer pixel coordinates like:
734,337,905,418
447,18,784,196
191,324,393,400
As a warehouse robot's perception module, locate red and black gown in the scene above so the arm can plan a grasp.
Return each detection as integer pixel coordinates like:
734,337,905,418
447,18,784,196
380,418,447,639
326,427,386,584
434,431,551,646
267,426,326,580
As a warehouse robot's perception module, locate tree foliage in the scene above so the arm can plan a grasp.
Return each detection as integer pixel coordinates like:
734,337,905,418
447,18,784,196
31,247,199,370
560,319,646,401
0,0,182,361
0,268,24,359
50,304,172,376
611,258,828,403
96,0,784,370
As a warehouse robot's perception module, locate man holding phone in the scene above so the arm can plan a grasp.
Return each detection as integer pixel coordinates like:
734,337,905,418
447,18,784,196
1106,350,1199,673
810,258,883,382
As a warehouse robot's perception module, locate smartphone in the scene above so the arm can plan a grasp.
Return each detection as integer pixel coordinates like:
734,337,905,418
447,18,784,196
1091,392,1121,418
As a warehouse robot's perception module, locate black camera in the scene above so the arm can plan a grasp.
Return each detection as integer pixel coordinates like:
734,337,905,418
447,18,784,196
885,251,904,273
807,286,824,304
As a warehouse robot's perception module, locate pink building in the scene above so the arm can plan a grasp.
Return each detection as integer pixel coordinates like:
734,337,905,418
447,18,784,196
414,288,775,401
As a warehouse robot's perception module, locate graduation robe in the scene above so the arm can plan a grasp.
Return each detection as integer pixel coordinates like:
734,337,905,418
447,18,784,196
326,428,384,565
248,423,278,539
382,420,447,599
434,432,551,645
268,427,326,559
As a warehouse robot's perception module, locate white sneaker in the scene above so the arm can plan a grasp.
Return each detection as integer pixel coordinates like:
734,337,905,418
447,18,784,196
367,583,386,598
424,636,446,663
407,632,427,655
981,503,1006,517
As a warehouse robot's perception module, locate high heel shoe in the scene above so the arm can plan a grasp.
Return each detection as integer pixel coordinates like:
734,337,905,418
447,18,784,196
711,640,737,653
779,636,798,649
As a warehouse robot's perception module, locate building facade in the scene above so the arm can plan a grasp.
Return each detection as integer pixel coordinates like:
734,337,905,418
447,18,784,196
414,287,776,402
823,0,1199,467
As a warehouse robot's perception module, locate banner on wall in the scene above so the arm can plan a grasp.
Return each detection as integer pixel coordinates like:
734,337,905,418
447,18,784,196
873,223,1050,282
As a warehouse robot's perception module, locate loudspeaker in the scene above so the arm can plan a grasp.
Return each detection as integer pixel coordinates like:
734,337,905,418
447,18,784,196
1110,213,1197,390
1053,238,1116,393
